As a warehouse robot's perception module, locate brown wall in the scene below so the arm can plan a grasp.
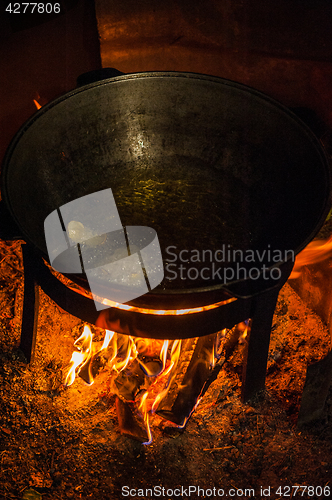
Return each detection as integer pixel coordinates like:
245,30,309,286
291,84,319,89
0,0,101,167
2,0,332,169
96,0,332,129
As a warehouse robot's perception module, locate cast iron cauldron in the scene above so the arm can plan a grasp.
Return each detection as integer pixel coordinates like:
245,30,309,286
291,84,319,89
1,72,331,309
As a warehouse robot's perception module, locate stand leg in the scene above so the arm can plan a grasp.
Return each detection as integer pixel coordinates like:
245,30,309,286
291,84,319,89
241,260,294,402
241,286,280,402
19,245,39,363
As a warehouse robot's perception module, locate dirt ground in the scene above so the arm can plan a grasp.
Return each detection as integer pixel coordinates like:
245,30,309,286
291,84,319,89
0,240,331,500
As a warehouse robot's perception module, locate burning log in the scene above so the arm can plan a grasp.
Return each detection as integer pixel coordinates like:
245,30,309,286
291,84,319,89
78,354,104,385
113,358,145,401
149,338,196,416
113,345,169,442
156,334,216,426
156,325,247,427
116,396,150,443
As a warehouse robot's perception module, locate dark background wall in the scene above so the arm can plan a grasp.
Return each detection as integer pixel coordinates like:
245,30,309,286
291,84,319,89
0,0,101,166
1,0,332,328
1,0,332,172
95,0,332,128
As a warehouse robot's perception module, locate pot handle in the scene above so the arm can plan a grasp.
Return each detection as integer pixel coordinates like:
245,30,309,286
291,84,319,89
221,259,294,299
76,68,125,87
0,200,23,240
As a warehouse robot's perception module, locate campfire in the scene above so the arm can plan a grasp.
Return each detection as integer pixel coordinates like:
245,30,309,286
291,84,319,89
62,320,249,444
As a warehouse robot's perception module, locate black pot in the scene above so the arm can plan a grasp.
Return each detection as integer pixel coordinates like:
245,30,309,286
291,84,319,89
1,71,330,309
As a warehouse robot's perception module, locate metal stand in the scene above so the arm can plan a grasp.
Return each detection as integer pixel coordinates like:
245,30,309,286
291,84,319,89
241,261,293,402
18,244,293,401
19,245,39,362
19,244,98,362
241,287,280,402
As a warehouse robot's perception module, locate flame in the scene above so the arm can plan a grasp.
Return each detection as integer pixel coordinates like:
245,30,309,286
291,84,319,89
65,326,115,386
210,341,216,368
65,325,93,386
101,329,115,350
160,340,169,371
64,324,186,443
165,339,182,375
33,99,42,110
65,317,229,443
135,338,165,357
65,326,175,387
239,320,249,342
151,339,182,413
113,336,135,373
178,396,203,429
289,236,332,279
138,391,152,445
